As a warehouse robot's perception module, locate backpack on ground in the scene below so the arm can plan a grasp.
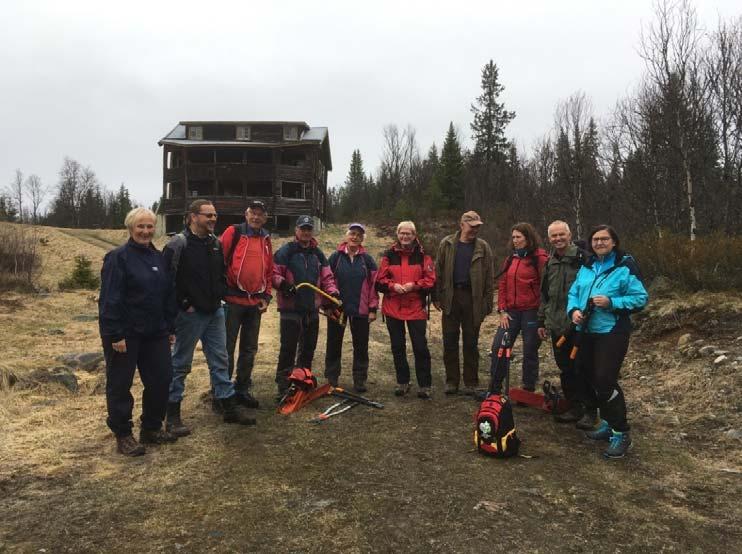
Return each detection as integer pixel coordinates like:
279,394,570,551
474,331,520,458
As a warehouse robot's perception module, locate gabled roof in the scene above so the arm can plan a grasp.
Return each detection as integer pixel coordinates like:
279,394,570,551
158,121,331,170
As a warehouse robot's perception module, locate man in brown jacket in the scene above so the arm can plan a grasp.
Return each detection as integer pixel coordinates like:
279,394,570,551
433,211,495,395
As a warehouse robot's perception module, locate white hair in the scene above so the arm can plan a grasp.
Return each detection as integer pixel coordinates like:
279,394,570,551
547,220,571,234
125,207,156,230
396,220,416,234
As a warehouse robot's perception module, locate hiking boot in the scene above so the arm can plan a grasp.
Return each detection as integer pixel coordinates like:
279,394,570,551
353,382,367,394
139,428,178,444
236,391,260,409
417,387,432,400
444,383,459,395
116,434,145,457
585,419,612,441
275,388,290,405
603,431,632,459
166,402,192,437
327,378,339,388
221,395,257,426
576,409,600,430
394,383,410,397
461,386,477,397
554,405,584,424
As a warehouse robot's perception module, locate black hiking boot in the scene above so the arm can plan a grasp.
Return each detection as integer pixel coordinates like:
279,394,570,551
236,390,260,409
221,395,257,426
139,428,178,444
116,434,145,457
353,382,367,394
166,402,192,437
576,408,600,430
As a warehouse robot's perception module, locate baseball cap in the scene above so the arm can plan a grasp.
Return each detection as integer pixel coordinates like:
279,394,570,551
461,210,484,226
295,215,314,228
247,200,267,212
347,222,366,233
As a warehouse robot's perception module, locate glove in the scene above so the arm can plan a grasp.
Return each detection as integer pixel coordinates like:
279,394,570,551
279,281,296,295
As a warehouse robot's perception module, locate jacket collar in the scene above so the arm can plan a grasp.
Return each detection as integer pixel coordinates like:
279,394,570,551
127,238,159,252
392,238,423,254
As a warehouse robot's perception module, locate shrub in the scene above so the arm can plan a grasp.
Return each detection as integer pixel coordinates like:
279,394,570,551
0,224,41,292
625,231,742,292
59,255,100,291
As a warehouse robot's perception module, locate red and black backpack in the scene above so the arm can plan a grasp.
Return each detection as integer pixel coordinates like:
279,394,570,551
474,394,520,458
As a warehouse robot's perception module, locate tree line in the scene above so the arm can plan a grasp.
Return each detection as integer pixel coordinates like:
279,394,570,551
329,0,742,246
2,157,136,229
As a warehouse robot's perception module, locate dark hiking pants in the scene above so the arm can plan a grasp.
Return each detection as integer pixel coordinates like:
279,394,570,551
276,311,319,393
103,334,172,437
325,316,370,386
490,308,540,392
442,288,481,388
579,331,631,432
550,333,590,405
385,317,432,388
225,302,262,393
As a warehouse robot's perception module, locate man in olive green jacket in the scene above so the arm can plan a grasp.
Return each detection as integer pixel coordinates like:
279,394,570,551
433,211,495,395
537,220,593,426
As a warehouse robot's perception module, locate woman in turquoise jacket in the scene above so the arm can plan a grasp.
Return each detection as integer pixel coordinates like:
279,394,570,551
567,224,648,459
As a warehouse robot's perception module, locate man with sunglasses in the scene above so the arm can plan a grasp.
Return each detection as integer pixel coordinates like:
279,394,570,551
163,199,255,434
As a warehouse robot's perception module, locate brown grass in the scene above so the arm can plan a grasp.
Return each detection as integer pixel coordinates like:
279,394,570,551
0,223,740,552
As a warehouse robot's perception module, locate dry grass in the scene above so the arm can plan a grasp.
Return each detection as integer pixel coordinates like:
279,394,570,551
0,223,740,552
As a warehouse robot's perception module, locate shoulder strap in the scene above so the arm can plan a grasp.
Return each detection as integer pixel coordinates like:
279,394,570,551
494,255,514,280
168,232,188,276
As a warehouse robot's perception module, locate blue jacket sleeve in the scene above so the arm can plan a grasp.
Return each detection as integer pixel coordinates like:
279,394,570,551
99,250,127,341
611,261,649,313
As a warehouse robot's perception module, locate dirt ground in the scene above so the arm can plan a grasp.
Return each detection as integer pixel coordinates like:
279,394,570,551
0,224,740,553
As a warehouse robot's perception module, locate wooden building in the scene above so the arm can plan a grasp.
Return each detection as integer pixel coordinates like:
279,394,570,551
157,121,331,234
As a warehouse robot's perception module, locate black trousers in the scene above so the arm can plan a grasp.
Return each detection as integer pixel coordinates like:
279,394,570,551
385,317,432,388
275,311,319,392
225,302,263,393
490,309,541,391
103,334,172,437
579,332,631,432
550,334,590,405
325,316,370,385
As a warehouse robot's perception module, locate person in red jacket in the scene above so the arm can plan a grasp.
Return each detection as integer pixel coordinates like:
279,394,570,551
220,200,273,409
490,222,548,394
376,221,436,399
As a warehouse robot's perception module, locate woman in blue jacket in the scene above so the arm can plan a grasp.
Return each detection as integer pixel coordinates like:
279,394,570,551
567,225,648,459
99,208,178,456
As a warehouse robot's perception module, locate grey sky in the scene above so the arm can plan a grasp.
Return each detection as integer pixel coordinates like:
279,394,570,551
2,0,739,209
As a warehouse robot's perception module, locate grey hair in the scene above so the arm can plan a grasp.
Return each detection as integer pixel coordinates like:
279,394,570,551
547,220,571,234
124,207,156,230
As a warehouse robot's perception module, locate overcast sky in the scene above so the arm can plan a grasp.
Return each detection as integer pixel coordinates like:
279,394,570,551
2,0,739,209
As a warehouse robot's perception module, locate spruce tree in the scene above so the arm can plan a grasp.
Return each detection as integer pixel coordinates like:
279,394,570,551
470,60,515,164
439,123,465,210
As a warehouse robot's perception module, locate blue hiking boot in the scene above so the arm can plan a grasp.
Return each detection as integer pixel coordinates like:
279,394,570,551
584,419,612,441
603,431,632,459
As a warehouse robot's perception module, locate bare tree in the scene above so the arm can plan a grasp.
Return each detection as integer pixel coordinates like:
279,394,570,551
639,0,709,240
24,174,46,224
7,169,24,223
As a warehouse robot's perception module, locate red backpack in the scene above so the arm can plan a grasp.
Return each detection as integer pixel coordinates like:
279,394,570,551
474,395,520,457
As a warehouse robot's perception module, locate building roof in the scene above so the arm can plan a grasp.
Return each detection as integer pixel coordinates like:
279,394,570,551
158,122,331,170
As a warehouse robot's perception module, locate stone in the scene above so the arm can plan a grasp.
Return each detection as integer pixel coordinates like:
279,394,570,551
713,350,729,356
735,336,742,342
698,345,718,356
677,333,692,349
724,429,742,441
56,352,105,372
26,367,78,392
713,355,728,365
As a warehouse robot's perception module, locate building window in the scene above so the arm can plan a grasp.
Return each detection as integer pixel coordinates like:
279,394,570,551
188,126,203,140
283,126,299,141
281,181,305,199
236,126,251,141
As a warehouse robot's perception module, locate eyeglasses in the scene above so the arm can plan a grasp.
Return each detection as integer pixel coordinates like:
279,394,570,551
197,212,218,219
592,237,612,243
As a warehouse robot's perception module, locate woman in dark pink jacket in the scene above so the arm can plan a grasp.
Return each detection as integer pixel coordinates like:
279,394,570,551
490,222,547,393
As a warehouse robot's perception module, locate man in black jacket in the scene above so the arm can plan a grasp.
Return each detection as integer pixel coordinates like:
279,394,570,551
163,200,255,433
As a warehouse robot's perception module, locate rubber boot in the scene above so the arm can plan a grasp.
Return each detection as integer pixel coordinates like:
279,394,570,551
221,395,257,426
166,402,192,437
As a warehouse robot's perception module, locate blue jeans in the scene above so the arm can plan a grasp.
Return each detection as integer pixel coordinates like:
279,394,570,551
169,307,235,402
490,309,541,391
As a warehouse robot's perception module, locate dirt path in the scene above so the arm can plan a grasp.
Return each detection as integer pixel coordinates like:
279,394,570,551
0,226,740,552
56,228,122,252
